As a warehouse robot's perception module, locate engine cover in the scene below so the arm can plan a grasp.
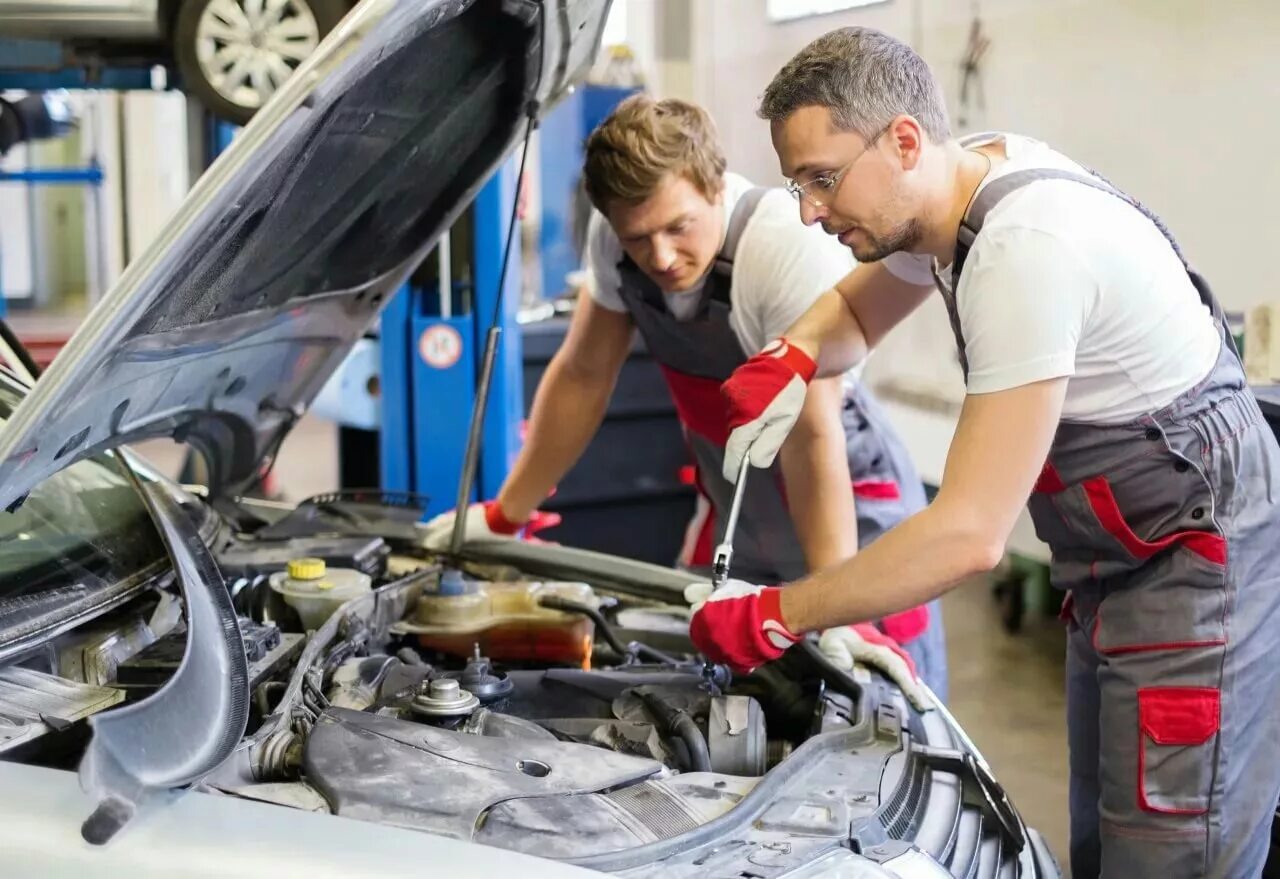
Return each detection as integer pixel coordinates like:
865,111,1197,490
303,707,663,840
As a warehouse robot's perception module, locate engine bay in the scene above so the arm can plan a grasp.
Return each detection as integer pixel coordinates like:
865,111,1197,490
0,491,1051,877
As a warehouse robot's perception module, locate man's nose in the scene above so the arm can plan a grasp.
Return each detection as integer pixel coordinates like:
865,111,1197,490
652,238,678,271
798,198,826,227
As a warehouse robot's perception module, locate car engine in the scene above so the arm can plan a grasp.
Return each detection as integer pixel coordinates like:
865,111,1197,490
0,491,1059,878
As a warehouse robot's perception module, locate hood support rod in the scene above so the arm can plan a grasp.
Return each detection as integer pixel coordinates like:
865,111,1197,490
448,20,545,557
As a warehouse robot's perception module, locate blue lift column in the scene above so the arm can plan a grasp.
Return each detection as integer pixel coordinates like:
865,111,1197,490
380,155,524,517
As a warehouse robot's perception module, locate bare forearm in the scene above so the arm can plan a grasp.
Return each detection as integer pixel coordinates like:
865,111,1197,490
778,394,858,571
778,501,1001,632
783,476,858,572
496,359,614,520
784,289,869,378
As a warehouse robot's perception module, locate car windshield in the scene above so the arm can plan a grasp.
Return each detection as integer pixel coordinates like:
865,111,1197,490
0,377,167,622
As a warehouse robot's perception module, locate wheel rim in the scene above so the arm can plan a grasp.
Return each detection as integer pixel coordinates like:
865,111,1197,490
194,0,321,112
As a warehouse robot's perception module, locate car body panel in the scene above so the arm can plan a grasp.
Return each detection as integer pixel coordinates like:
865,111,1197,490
0,0,609,512
0,761,602,878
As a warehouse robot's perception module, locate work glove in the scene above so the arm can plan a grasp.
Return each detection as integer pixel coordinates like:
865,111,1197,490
819,624,933,711
721,338,817,482
684,579,802,673
422,500,560,551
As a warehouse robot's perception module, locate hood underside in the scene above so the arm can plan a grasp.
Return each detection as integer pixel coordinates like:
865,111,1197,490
0,0,609,511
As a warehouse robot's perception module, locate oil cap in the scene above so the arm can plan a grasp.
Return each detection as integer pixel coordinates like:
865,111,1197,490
287,558,327,581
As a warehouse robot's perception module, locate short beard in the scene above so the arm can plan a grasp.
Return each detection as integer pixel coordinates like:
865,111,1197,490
848,218,924,263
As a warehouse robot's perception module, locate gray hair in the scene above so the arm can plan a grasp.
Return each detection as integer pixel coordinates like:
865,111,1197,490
758,27,951,142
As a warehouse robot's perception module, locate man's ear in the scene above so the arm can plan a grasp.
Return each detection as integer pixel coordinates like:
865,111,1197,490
889,115,926,171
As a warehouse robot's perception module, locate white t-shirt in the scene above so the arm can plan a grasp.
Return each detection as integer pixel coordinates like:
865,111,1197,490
587,172,857,356
883,133,1220,424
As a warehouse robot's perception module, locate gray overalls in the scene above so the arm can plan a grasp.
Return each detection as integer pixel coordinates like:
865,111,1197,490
611,187,947,699
938,157,1280,877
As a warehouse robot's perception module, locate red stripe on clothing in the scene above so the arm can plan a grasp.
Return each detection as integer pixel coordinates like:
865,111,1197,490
852,479,901,501
1034,462,1067,493
659,365,731,446
1082,476,1227,566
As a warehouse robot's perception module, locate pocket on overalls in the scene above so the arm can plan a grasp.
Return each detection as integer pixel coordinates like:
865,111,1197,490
1137,686,1220,814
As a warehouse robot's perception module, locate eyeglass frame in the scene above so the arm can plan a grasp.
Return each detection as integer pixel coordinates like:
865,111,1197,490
785,122,893,208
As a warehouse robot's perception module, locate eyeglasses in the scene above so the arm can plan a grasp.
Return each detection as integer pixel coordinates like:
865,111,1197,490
785,124,891,208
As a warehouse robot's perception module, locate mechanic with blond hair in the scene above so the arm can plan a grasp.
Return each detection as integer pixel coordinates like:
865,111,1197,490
426,94,947,701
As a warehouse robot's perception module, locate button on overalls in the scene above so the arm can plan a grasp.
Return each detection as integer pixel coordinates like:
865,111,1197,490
611,187,948,699
936,160,1280,877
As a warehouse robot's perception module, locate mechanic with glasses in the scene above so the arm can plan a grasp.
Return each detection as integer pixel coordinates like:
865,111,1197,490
687,26,1280,879
424,94,947,705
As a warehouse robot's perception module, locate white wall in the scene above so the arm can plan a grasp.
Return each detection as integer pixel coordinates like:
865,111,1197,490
695,0,1280,314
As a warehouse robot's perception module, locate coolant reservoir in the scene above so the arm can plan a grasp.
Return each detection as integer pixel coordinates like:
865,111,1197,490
394,580,596,667
269,558,372,630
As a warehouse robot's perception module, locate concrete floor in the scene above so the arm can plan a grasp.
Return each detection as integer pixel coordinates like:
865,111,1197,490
940,579,1070,867
134,415,1072,869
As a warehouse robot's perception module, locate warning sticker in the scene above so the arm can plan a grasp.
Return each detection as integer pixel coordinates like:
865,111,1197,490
419,325,463,369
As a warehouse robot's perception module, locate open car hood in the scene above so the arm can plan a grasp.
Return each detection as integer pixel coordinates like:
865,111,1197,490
0,0,610,512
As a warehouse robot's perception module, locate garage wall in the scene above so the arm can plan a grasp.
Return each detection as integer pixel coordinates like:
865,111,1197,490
694,0,1280,316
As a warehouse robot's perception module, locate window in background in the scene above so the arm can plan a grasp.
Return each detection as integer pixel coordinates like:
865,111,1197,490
766,0,889,23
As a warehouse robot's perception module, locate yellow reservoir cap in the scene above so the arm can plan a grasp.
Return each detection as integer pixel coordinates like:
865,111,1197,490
288,558,327,580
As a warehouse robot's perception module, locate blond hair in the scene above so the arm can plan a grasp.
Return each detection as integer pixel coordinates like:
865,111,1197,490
583,95,727,213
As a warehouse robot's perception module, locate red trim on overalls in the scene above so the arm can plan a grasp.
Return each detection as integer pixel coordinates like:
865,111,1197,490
1033,463,1227,565
658,365,730,446
852,479,902,501
1037,463,1229,653
1136,686,1220,815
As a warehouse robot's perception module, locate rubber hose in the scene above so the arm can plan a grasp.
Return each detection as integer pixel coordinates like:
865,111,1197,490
635,690,712,773
669,710,713,773
536,595,684,665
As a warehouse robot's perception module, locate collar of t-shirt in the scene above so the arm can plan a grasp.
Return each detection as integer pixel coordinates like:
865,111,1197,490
934,132,1048,286
660,172,755,321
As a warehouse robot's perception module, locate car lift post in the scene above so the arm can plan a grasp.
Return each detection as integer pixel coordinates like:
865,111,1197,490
379,157,525,518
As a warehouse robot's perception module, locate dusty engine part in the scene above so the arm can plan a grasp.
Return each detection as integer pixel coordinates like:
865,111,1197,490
410,678,480,720
440,648,513,705
0,667,124,755
707,695,767,776
462,707,557,740
303,707,662,841
115,618,302,702
326,655,402,711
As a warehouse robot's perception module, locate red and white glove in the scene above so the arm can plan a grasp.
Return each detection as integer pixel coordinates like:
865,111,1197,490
422,500,560,551
818,624,933,711
721,338,817,482
684,579,802,673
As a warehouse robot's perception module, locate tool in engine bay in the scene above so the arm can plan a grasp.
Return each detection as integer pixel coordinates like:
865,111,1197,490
710,453,752,593
701,453,752,687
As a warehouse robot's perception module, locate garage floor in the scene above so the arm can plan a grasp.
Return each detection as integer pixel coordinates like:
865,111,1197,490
135,415,1073,871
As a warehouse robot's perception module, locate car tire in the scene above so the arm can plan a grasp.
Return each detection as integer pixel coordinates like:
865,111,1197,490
173,0,350,125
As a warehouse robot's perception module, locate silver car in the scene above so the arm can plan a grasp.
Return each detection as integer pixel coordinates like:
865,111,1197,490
0,0,355,122
0,0,1062,875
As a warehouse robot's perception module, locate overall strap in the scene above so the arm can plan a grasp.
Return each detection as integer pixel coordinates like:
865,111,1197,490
709,187,769,302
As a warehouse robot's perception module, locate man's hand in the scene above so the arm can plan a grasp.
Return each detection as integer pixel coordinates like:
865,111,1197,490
819,624,933,711
721,339,817,481
685,579,802,673
422,501,560,551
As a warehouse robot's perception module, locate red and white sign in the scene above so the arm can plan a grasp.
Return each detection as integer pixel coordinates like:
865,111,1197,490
419,325,463,369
